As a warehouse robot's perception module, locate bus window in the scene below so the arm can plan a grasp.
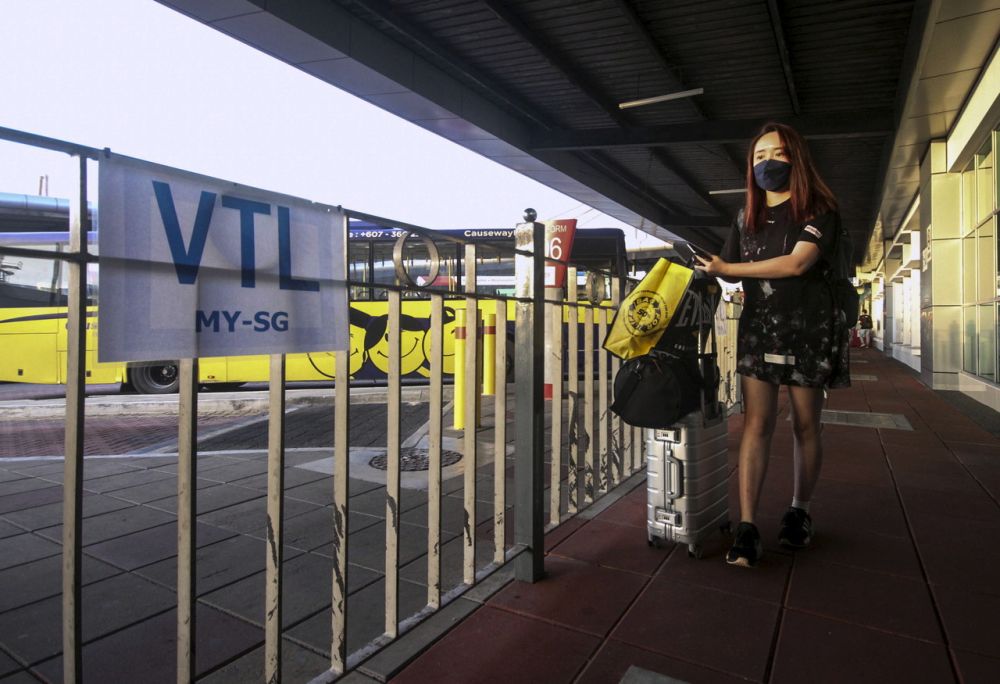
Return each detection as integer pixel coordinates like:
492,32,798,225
348,241,371,301
474,243,515,296
371,236,455,298
372,242,394,299
403,238,442,297
0,248,66,308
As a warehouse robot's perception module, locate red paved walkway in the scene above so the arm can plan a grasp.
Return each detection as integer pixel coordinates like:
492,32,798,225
390,348,1000,683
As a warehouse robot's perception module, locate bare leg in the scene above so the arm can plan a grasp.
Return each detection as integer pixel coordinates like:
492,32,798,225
788,385,826,503
738,376,780,523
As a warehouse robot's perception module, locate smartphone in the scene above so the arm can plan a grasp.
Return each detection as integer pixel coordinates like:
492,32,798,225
685,243,712,260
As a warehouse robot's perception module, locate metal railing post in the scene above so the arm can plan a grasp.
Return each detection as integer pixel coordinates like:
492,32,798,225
493,298,508,564
330,210,351,675
462,244,479,586
427,294,444,605
385,288,402,636
610,277,623,484
177,358,198,683
62,153,87,684
330,350,350,673
264,354,286,683
566,270,579,514
598,306,609,495
549,300,563,527
514,210,545,582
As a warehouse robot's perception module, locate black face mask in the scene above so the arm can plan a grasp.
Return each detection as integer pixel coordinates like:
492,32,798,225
753,159,792,192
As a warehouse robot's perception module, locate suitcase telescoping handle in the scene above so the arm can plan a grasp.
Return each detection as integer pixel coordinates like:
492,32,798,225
694,283,720,425
664,450,685,501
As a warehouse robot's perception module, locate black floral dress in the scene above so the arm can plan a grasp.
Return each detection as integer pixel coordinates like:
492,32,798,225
720,202,850,389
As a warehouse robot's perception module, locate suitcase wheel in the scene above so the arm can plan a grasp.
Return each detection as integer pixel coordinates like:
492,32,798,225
720,520,732,535
687,544,703,559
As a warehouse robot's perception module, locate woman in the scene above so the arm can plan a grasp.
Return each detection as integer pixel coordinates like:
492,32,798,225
693,122,849,568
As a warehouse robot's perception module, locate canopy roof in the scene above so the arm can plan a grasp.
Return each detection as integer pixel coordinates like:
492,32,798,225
158,0,1000,267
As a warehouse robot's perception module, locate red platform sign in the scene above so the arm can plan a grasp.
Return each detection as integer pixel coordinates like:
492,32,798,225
543,219,577,288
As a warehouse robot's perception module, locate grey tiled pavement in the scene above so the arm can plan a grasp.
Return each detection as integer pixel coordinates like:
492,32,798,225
0,397,558,682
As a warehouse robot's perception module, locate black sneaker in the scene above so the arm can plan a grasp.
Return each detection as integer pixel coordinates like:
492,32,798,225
726,522,763,568
779,507,813,548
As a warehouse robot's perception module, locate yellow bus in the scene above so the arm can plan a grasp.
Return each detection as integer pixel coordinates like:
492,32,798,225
0,198,627,393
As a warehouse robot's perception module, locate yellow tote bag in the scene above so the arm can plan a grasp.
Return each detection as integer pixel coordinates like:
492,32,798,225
603,258,694,360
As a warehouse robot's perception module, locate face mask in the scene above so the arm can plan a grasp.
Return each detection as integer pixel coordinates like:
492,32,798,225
753,159,792,191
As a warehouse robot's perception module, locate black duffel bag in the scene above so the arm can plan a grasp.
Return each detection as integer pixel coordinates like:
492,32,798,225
610,353,706,429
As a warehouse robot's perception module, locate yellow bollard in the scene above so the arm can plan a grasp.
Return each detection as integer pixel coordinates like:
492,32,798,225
453,308,466,429
482,313,496,396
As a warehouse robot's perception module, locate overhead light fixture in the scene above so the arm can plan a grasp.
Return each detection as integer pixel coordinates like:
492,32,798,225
618,88,704,110
708,188,745,195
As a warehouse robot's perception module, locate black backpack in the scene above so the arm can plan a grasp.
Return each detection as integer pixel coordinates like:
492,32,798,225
737,208,859,327
609,353,708,428
609,278,722,428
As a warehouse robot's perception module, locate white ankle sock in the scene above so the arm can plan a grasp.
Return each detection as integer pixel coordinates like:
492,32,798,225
791,498,810,513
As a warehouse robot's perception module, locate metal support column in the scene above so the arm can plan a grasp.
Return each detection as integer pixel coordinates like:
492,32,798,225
514,210,545,582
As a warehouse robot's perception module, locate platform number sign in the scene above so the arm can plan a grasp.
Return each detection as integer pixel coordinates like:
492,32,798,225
543,219,577,288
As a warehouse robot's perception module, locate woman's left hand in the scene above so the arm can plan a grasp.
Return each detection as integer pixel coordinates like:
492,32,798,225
693,253,729,276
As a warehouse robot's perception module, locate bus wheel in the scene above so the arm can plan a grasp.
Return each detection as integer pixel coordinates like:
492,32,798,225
129,363,180,394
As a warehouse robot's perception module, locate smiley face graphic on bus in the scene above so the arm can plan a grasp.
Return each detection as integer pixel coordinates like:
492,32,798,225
349,305,457,377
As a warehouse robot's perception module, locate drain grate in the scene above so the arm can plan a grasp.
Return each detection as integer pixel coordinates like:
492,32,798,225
369,447,463,471
820,410,912,430
850,374,878,381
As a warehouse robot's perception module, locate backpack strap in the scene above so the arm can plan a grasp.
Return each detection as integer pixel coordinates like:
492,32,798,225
616,360,643,400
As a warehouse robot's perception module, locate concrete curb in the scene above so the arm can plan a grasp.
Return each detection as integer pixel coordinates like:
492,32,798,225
0,386,455,419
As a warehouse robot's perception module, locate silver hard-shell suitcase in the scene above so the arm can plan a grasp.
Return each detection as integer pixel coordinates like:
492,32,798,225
646,404,731,558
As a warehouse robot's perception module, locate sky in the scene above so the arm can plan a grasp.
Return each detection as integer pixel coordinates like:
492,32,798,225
0,0,667,248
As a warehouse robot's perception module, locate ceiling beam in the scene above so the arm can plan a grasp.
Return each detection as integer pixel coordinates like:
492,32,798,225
354,0,732,232
610,0,689,98
347,0,552,129
610,0,750,175
765,0,802,115
529,109,896,151
533,150,730,245
482,0,731,219
344,1,707,237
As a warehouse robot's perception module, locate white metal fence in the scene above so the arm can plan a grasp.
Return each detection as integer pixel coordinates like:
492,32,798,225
0,126,741,683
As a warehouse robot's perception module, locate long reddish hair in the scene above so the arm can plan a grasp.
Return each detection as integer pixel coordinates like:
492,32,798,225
743,122,837,234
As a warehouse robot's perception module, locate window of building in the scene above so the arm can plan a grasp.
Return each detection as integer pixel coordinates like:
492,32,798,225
960,129,1000,381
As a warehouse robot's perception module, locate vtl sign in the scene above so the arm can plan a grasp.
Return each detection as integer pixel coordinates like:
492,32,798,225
98,154,348,362
152,181,319,291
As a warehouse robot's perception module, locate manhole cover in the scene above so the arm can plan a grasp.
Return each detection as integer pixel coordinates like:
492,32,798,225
369,448,463,471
